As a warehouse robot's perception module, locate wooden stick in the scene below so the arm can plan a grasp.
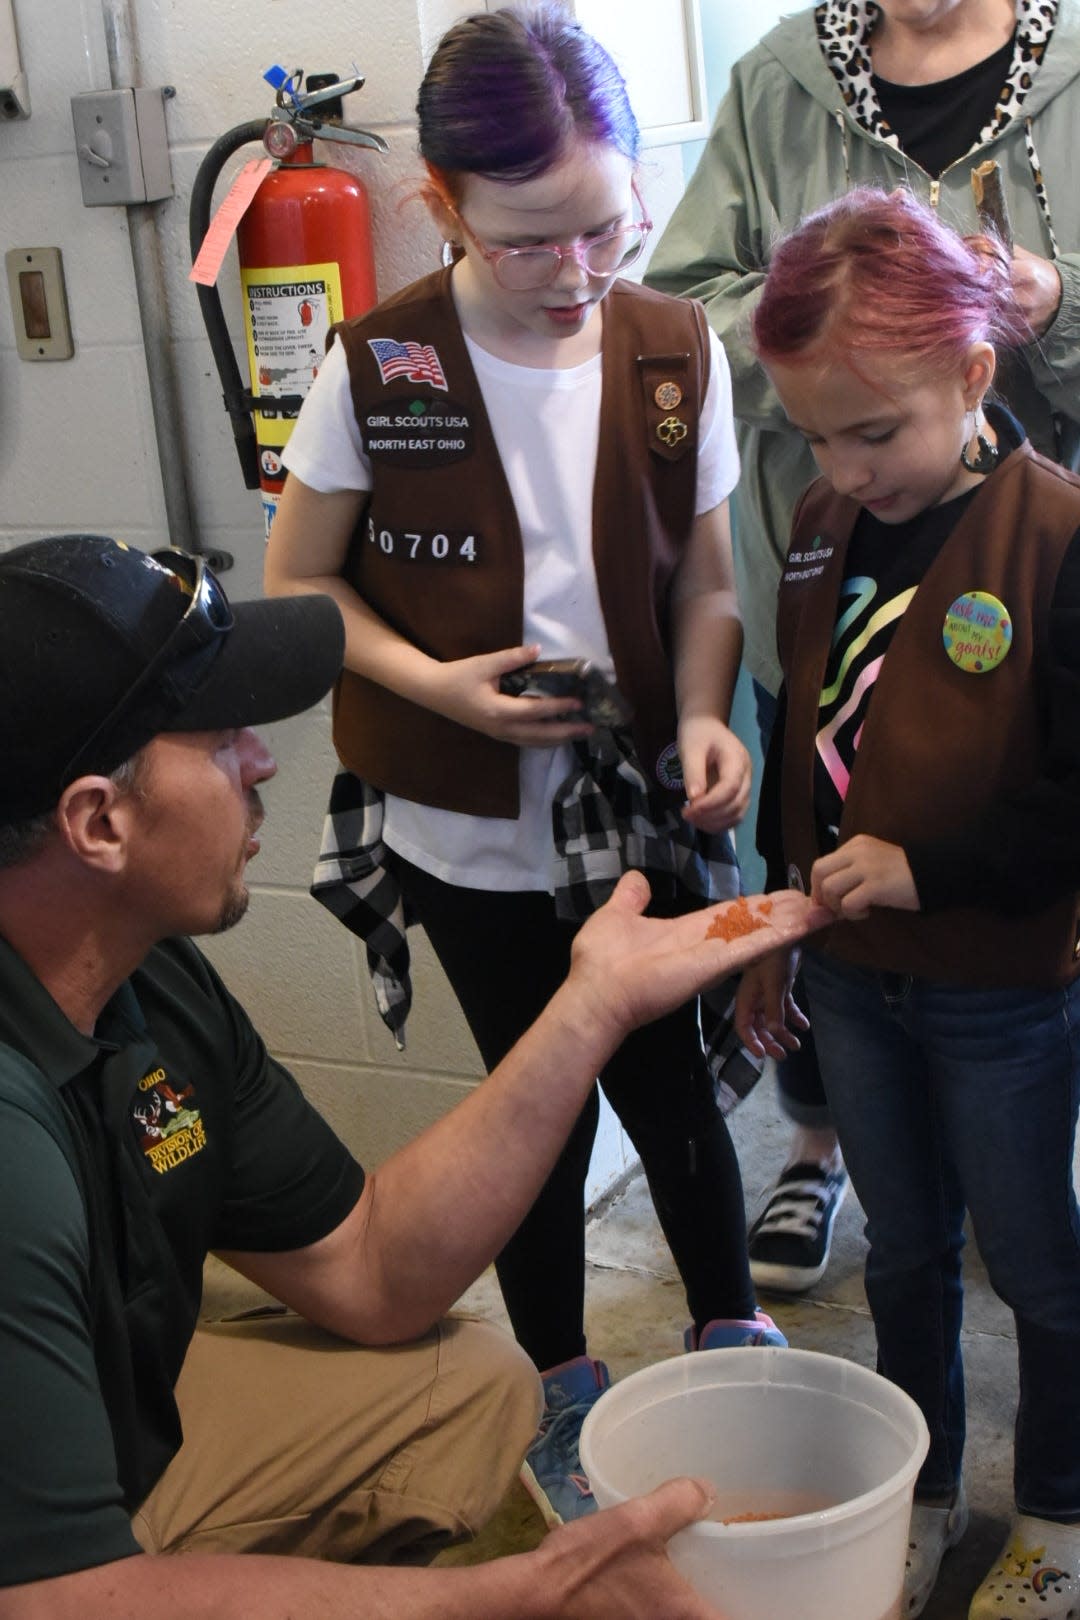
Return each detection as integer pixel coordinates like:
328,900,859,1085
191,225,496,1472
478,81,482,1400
971,159,1014,251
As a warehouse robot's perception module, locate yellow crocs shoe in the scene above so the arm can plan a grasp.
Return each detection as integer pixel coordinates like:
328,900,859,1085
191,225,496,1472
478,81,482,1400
969,1515,1080,1619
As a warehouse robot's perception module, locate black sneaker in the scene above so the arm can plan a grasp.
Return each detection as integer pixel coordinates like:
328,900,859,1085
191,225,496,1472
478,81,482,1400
748,1161,848,1294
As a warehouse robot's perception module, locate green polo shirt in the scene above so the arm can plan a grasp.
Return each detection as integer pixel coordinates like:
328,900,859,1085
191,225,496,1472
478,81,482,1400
0,934,366,1588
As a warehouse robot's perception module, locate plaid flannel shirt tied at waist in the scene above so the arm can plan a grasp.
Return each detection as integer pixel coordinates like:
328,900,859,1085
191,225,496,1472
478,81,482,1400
310,727,763,1113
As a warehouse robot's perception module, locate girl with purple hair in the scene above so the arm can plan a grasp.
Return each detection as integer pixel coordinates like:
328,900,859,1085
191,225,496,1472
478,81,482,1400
267,2,780,1530
737,187,1080,1618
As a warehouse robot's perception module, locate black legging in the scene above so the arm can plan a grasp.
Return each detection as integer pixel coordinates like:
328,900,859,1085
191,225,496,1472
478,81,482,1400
394,854,756,1371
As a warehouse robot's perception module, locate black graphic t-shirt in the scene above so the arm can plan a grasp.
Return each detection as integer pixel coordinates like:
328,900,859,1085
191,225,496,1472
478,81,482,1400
812,489,979,852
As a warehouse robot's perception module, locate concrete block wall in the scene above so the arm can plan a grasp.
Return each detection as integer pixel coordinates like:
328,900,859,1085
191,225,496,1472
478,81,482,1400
0,0,712,1194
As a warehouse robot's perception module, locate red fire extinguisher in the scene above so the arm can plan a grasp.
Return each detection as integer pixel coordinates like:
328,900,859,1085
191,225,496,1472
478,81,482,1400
190,69,387,535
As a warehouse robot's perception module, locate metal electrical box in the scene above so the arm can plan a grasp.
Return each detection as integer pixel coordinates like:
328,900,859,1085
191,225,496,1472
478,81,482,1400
71,88,173,206
0,0,30,120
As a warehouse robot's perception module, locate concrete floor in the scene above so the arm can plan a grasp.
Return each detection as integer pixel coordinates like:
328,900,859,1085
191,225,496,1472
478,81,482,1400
441,1068,1021,1620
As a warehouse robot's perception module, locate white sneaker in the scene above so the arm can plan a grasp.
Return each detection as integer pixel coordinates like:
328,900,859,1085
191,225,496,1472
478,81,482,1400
968,1514,1080,1618
902,1484,969,1616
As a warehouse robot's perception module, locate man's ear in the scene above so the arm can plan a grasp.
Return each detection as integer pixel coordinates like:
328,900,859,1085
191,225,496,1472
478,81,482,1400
54,776,139,874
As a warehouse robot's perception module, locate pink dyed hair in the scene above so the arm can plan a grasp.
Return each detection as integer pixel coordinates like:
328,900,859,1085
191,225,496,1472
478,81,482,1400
752,187,1030,381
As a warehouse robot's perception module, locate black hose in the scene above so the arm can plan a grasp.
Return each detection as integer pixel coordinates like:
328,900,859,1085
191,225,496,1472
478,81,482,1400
189,120,268,489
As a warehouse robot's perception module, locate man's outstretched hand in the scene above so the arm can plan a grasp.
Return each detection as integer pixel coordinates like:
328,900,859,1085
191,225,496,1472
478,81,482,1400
568,876,832,1045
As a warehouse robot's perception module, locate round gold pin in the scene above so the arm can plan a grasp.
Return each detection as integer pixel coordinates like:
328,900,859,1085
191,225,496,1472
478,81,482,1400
654,380,682,410
657,415,688,447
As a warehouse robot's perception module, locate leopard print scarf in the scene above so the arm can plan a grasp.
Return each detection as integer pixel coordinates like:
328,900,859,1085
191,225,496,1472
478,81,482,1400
816,0,1059,249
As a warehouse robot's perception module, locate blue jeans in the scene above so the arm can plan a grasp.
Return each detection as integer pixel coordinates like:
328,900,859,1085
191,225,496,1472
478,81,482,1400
801,949,1080,1519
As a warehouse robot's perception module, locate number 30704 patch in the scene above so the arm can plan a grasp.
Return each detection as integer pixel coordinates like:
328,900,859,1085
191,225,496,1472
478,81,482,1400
367,518,479,565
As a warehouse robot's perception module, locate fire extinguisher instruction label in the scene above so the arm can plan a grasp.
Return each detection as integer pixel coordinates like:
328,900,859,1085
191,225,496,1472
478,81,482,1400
241,260,345,450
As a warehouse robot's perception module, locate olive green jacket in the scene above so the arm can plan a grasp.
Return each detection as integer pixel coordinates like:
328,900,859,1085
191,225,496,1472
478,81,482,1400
646,1,1080,692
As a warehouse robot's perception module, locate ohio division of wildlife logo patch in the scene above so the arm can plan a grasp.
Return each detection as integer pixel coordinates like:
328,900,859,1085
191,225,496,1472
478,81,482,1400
131,1066,207,1175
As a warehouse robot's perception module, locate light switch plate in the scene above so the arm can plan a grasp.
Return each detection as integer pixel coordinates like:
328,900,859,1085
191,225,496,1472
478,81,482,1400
5,247,73,360
71,88,173,206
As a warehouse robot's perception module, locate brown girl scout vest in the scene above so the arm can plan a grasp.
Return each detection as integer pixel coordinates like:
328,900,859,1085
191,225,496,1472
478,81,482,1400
328,269,709,817
777,442,1080,987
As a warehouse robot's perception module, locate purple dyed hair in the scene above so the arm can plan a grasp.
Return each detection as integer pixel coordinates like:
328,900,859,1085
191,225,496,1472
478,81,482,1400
752,187,1030,385
417,3,640,200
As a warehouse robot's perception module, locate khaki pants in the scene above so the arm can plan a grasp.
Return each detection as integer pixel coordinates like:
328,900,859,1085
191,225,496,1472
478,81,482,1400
132,1311,542,1565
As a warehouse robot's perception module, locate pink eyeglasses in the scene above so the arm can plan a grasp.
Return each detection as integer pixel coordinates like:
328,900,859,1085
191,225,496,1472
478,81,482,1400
451,184,652,290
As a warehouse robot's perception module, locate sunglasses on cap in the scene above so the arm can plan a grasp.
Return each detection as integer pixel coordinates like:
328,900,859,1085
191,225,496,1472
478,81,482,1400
60,547,234,787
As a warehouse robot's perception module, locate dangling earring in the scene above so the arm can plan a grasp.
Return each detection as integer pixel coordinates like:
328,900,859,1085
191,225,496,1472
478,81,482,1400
960,407,1000,475
441,239,460,268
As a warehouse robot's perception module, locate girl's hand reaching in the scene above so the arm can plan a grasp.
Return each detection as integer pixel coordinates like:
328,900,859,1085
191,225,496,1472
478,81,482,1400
811,835,920,920
734,947,809,1061
429,644,597,748
678,715,752,832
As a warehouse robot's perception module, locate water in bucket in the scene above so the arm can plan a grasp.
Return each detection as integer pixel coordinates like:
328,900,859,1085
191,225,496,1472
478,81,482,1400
579,1347,929,1620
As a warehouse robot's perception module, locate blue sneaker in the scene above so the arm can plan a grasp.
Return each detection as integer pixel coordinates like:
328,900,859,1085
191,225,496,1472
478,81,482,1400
684,1311,788,1350
520,1355,610,1527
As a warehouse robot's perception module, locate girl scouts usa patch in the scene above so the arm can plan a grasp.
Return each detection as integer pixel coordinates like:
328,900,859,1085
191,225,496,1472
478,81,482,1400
362,396,474,466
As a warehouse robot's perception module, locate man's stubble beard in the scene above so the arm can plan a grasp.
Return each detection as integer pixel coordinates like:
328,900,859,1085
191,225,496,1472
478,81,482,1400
212,884,251,935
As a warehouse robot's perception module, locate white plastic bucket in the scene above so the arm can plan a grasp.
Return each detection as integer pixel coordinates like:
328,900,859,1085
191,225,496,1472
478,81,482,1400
580,1348,929,1620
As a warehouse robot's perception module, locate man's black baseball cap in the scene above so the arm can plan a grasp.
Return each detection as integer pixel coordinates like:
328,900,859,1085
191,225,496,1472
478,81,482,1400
0,535,345,821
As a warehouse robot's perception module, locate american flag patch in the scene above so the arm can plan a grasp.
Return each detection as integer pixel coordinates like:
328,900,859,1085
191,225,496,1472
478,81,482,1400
367,338,448,390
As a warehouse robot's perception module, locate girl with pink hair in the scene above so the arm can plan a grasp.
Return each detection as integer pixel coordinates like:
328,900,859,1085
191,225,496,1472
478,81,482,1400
738,186,1080,1619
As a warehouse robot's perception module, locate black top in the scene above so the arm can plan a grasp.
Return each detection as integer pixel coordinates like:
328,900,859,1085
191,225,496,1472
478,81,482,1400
873,31,1016,177
0,934,365,1587
811,485,980,853
759,410,1080,916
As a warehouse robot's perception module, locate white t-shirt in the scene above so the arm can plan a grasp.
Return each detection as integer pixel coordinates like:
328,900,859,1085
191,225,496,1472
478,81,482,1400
282,320,740,890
